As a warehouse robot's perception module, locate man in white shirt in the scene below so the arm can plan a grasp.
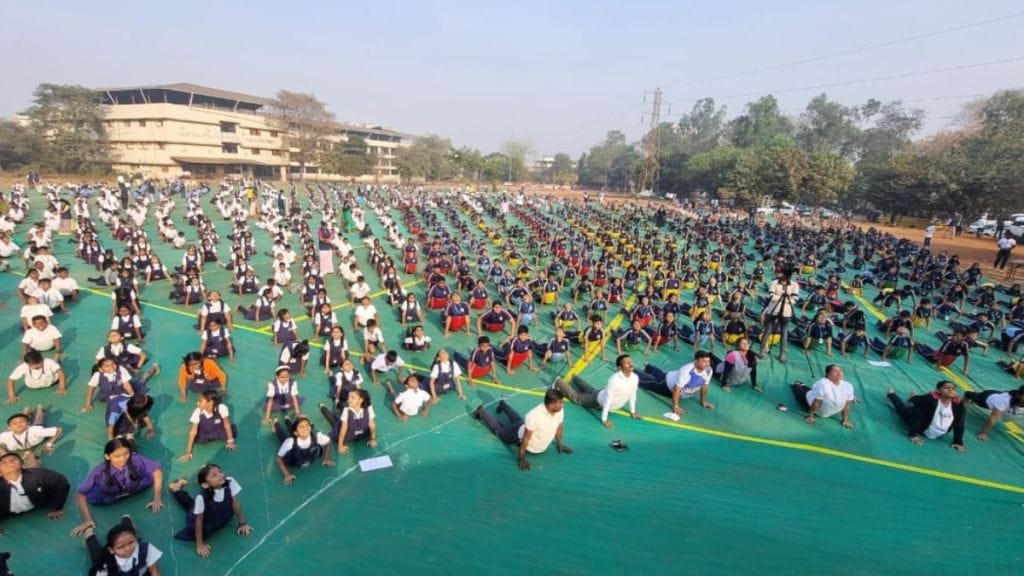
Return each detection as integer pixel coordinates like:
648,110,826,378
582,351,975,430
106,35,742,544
923,222,936,247
639,350,715,417
473,389,572,471
759,269,800,363
555,354,640,429
994,231,1017,270
790,365,857,428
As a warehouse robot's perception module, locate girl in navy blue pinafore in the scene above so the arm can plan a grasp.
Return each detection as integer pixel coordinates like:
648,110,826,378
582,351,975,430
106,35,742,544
272,309,299,345
321,325,349,371
319,388,377,454
169,464,253,557
179,390,237,462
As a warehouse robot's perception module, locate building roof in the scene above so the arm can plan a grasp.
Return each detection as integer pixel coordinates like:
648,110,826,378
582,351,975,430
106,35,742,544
99,83,275,108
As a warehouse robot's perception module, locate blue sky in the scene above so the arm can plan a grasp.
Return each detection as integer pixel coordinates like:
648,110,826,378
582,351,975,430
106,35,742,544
0,0,1021,156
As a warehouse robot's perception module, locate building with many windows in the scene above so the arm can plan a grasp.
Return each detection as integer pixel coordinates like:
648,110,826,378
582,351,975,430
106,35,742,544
97,83,409,181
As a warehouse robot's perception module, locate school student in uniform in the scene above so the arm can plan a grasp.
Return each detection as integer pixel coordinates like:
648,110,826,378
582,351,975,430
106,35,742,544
0,452,70,532
273,416,333,485
178,391,237,462
319,389,378,454
70,438,165,537
168,464,253,557
6,350,67,403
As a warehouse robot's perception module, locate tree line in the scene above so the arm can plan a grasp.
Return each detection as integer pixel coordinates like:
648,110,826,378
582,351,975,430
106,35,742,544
576,90,1024,218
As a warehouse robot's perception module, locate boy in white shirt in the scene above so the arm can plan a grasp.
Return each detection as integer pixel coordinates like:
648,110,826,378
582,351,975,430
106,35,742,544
51,267,79,301
353,296,378,329
32,278,66,314
369,350,405,385
349,277,371,302
7,350,67,402
19,296,53,330
21,316,63,358
0,406,63,457
387,375,431,422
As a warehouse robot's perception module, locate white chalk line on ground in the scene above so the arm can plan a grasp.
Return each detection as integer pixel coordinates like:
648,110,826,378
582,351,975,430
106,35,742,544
222,386,545,575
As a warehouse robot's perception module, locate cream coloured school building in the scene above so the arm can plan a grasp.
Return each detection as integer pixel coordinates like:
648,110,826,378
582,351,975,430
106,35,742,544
98,83,408,182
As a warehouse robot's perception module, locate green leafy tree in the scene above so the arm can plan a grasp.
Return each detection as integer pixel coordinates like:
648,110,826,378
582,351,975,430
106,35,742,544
394,134,455,182
264,90,336,179
451,147,484,181
801,149,854,207
677,98,727,154
729,95,795,149
0,120,42,170
481,152,511,182
25,83,110,173
682,145,742,196
500,138,534,182
320,135,374,177
797,94,861,158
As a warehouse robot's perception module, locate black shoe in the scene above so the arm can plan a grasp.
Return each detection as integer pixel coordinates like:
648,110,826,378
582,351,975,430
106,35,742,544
472,405,485,420
496,399,509,414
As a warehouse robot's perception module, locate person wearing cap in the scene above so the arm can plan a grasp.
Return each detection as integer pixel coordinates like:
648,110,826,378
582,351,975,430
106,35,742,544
789,365,857,428
0,451,70,531
472,389,572,471
554,354,640,429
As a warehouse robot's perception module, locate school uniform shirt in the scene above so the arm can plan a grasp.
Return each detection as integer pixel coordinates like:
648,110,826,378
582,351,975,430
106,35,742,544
21,325,61,351
6,476,35,514
394,388,431,416
31,287,63,308
350,283,371,300
665,362,713,396
189,404,230,426
87,367,134,389
111,542,162,576
430,361,463,381
266,380,299,399
19,303,52,324
370,354,405,372
51,276,79,296
8,359,61,389
110,315,142,332
354,304,378,326
520,404,564,454
806,378,856,419
277,433,330,459
0,425,58,452
192,476,242,515
598,370,639,422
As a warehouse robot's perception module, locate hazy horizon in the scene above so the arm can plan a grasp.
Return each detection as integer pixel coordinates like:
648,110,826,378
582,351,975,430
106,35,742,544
1,0,1021,156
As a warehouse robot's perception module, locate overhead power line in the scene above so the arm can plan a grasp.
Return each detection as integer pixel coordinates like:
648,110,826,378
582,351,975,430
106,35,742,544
665,56,1024,104
660,10,1024,89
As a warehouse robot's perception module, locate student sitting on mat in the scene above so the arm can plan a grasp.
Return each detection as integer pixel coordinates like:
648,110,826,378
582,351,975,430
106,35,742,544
964,385,1024,442
789,365,857,429
477,302,516,338
6,350,67,403
262,366,303,424
0,451,70,532
369,350,406,386
168,464,253,557
178,390,237,463
472,389,572,471
541,327,573,366
320,389,378,454
70,437,165,537
0,405,63,460
386,374,431,422
455,336,497,387
497,326,538,375
885,381,966,453
80,514,162,576
554,355,639,429
178,351,228,403
426,349,466,403
236,288,275,322
273,416,333,485
402,325,432,352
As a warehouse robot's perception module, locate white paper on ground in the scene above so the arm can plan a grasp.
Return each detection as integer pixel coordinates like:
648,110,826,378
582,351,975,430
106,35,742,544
359,455,394,472
662,412,681,422
867,361,891,367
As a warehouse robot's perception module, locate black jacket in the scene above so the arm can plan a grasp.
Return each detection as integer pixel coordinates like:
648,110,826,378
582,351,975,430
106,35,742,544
0,467,71,520
905,392,966,445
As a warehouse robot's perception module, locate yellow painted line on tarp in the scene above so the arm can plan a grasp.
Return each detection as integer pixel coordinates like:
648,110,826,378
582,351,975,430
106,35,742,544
849,287,1024,442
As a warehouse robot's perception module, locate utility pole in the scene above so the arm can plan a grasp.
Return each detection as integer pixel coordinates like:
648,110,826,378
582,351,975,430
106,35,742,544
638,87,662,197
